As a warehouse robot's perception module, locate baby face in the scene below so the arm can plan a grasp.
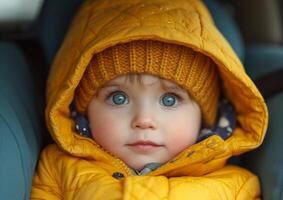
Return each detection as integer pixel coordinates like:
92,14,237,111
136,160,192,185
87,74,201,170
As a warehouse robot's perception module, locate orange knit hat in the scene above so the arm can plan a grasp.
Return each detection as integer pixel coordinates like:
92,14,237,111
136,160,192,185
75,40,220,127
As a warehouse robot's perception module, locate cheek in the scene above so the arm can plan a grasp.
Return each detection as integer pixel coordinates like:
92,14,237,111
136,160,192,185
88,111,125,148
165,113,201,154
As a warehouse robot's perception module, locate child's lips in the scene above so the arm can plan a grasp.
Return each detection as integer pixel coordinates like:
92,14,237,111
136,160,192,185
127,140,163,153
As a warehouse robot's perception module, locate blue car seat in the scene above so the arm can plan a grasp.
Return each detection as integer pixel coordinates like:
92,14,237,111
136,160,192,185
0,42,41,199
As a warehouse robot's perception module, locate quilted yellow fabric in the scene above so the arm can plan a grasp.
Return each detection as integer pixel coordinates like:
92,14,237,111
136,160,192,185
31,0,268,199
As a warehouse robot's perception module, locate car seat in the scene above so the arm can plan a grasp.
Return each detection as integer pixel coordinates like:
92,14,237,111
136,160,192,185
0,41,41,199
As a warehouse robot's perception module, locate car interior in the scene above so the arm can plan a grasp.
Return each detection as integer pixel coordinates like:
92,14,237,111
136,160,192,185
0,0,282,199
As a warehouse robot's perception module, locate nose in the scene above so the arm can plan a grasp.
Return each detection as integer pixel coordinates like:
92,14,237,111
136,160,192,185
131,109,157,130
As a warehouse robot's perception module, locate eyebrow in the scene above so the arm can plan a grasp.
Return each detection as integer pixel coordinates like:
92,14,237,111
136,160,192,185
160,82,187,94
98,79,188,95
99,83,122,90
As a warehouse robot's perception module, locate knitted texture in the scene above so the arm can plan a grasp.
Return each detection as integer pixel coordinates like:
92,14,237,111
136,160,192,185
75,40,220,127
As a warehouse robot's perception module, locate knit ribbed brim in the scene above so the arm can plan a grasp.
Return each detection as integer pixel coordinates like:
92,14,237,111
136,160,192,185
75,40,220,127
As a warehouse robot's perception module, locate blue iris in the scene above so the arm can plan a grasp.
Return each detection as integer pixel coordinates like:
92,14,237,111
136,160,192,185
161,94,177,107
112,92,127,105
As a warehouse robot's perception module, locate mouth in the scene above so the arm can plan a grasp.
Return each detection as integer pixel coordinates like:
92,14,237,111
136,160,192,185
128,140,161,146
126,140,163,153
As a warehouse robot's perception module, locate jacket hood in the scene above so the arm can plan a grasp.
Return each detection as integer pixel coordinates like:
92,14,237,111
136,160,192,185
46,0,268,176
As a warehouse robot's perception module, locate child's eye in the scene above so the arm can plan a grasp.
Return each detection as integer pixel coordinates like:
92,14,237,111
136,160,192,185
160,93,179,107
107,91,129,105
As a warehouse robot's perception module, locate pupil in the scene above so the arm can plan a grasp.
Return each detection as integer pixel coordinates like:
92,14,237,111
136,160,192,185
113,93,126,105
163,95,175,106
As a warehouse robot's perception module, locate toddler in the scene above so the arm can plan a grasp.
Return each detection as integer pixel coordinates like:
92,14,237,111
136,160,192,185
31,0,268,199
73,40,218,173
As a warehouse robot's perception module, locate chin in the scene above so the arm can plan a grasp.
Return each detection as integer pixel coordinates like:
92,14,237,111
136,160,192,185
127,161,147,171
126,158,164,171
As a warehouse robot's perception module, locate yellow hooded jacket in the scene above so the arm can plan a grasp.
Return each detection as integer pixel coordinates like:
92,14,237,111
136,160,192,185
31,0,268,199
